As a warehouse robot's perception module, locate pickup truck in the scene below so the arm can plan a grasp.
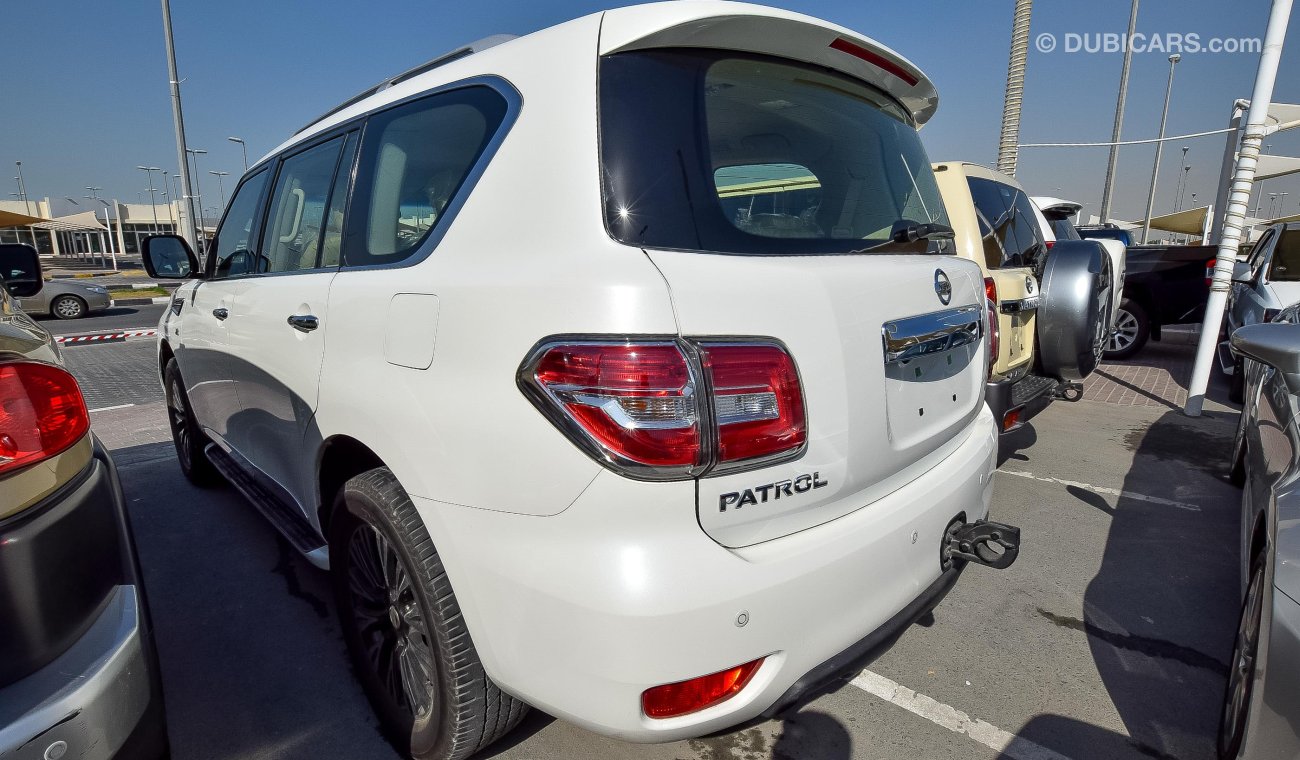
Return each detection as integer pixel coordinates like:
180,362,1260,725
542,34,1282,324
1105,244,1215,359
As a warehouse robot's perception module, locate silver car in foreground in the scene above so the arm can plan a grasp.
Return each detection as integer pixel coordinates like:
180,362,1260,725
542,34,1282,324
1225,313,1300,759
16,278,112,319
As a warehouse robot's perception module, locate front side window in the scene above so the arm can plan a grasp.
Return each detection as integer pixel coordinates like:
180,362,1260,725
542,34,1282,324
344,87,508,267
1249,229,1276,277
1268,229,1300,281
209,169,271,278
260,136,347,274
601,50,951,255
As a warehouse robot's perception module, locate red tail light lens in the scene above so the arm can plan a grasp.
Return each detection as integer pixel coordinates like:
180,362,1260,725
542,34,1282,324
0,362,90,476
521,338,806,479
642,658,764,719
1045,240,1055,251
984,277,1000,378
529,343,702,473
1205,258,1218,286
700,343,806,466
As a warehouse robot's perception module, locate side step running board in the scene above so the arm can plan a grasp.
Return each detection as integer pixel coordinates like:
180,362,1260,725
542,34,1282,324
205,444,326,554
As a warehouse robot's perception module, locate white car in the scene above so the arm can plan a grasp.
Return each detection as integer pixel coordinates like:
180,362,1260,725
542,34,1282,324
1032,196,1127,330
141,4,1019,757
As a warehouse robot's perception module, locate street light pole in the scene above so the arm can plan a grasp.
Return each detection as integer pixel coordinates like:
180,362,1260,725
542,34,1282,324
14,161,31,217
186,148,207,241
228,137,248,172
1141,54,1181,244
160,0,197,248
208,170,229,208
1174,146,1190,211
1099,0,1141,224
137,166,162,234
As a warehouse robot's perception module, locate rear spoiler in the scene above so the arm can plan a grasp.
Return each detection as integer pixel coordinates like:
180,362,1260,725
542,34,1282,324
598,2,938,126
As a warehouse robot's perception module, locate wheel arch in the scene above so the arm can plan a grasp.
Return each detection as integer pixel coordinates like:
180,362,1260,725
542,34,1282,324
316,435,386,535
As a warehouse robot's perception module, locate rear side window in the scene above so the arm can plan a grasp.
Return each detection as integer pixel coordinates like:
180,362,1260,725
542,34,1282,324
1051,218,1081,241
344,87,508,267
601,50,951,255
966,178,1044,270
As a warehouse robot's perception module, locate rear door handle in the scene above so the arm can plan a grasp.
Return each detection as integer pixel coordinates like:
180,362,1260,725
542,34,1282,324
212,307,229,320
287,314,319,332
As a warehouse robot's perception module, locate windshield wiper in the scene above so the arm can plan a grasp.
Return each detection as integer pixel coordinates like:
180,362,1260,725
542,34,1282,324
849,221,956,254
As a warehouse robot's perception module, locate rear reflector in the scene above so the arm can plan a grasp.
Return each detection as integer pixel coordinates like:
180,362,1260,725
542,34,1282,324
984,277,1000,379
642,658,764,719
0,362,90,476
1002,407,1022,432
829,38,919,87
1205,258,1218,287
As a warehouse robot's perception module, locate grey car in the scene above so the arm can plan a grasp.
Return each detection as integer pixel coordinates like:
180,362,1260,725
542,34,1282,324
1224,309,1300,759
16,278,112,319
1225,222,1300,402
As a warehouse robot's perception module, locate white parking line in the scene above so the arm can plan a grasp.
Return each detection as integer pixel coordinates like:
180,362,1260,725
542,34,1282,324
851,669,1073,760
88,403,135,413
995,469,1203,512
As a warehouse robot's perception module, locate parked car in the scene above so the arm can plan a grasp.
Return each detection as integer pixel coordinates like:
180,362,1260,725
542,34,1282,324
932,163,1112,433
0,243,169,759
140,4,1025,757
5,264,113,319
1225,222,1300,401
1102,244,1216,359
1032,196,1127,330
1078,223,1135,248
1223,311,1300,759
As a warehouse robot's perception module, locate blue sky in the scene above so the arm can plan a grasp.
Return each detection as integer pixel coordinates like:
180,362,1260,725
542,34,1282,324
5,1,1299,223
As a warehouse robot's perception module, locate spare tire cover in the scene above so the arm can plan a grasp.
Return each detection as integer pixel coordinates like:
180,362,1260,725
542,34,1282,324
1035,239,1113,381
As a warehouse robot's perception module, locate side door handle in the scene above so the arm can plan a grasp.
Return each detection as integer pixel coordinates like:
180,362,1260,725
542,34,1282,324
212,307,229,320
287,314,319,332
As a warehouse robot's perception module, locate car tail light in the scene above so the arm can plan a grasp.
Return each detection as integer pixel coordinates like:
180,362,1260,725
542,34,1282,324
642,658,764,719
984,277,1000,378
1002,407,1022,432
520,338,806,480
1045,240,1055,251
698,343,806,468
0,362,90,476
1205,258,1218,286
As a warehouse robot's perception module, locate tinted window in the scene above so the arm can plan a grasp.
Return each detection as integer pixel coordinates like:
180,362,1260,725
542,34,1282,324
320,135,357,268
966,178,1043,270
1051,219,1081,240
966,177,1016,269
601,50,951,255
1249,229,1276,277
1269,230,1300,281
1007,190,1048,267
209,169,271,279
261,136,346,274
345,87,507,267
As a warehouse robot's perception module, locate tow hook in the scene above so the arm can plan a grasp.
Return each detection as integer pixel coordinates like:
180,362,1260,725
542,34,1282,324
943,519,1021,570
1053,382,1084,402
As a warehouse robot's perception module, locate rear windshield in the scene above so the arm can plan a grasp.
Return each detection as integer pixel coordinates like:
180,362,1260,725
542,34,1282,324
1051,218,1081,241
1270,230,1300,281
600,50,951,256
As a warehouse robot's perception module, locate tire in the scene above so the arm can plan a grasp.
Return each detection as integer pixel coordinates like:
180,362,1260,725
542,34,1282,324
1217,549,1267,759
163,358,221,487
51,294,86,319
1104,299,1151,360
329,468,527,760
1229,358,1246,405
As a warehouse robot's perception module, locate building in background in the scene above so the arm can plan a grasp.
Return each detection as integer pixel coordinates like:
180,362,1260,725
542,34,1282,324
0,198,213,259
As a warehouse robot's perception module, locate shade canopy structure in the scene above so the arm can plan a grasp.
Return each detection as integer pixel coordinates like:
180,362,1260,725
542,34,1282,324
1138,206,1212,236
0,209,49,228
31,211,108,233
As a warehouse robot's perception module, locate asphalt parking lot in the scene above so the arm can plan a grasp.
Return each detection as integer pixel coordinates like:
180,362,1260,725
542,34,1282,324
68,333,1242,760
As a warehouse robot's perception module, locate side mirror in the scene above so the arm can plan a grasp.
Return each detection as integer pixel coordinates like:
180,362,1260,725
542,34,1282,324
1232,261,1254,284
142,234,200,279
1231,323,1300,376
0,243,43,298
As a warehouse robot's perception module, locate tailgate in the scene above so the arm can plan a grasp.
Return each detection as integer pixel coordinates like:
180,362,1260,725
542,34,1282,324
649,250,987,547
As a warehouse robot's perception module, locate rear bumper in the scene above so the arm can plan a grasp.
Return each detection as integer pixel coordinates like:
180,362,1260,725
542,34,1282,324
985,373,1058,434
416,406,998,742
0,442,168,759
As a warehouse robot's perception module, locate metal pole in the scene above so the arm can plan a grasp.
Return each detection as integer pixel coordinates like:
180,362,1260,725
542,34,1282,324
1141,54,1180,244
138,167,161,233
996,0,1033,176
160,0,197,248
1174,147,1189,211
229,137,248,172
187,149,207,243
1211,100,1250,243
1099,0,1140,224
1187,0,1292,416
14,161,31,216
209,170,228,208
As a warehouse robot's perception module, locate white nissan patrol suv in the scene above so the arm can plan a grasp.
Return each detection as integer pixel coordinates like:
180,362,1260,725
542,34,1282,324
143,4,1021,758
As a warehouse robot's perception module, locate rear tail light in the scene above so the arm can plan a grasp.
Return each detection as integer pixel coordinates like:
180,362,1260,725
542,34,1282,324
0,362,90,476
642,658,764,719
984,277,1000,379
1045,240,1055,251
520,338,806,480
